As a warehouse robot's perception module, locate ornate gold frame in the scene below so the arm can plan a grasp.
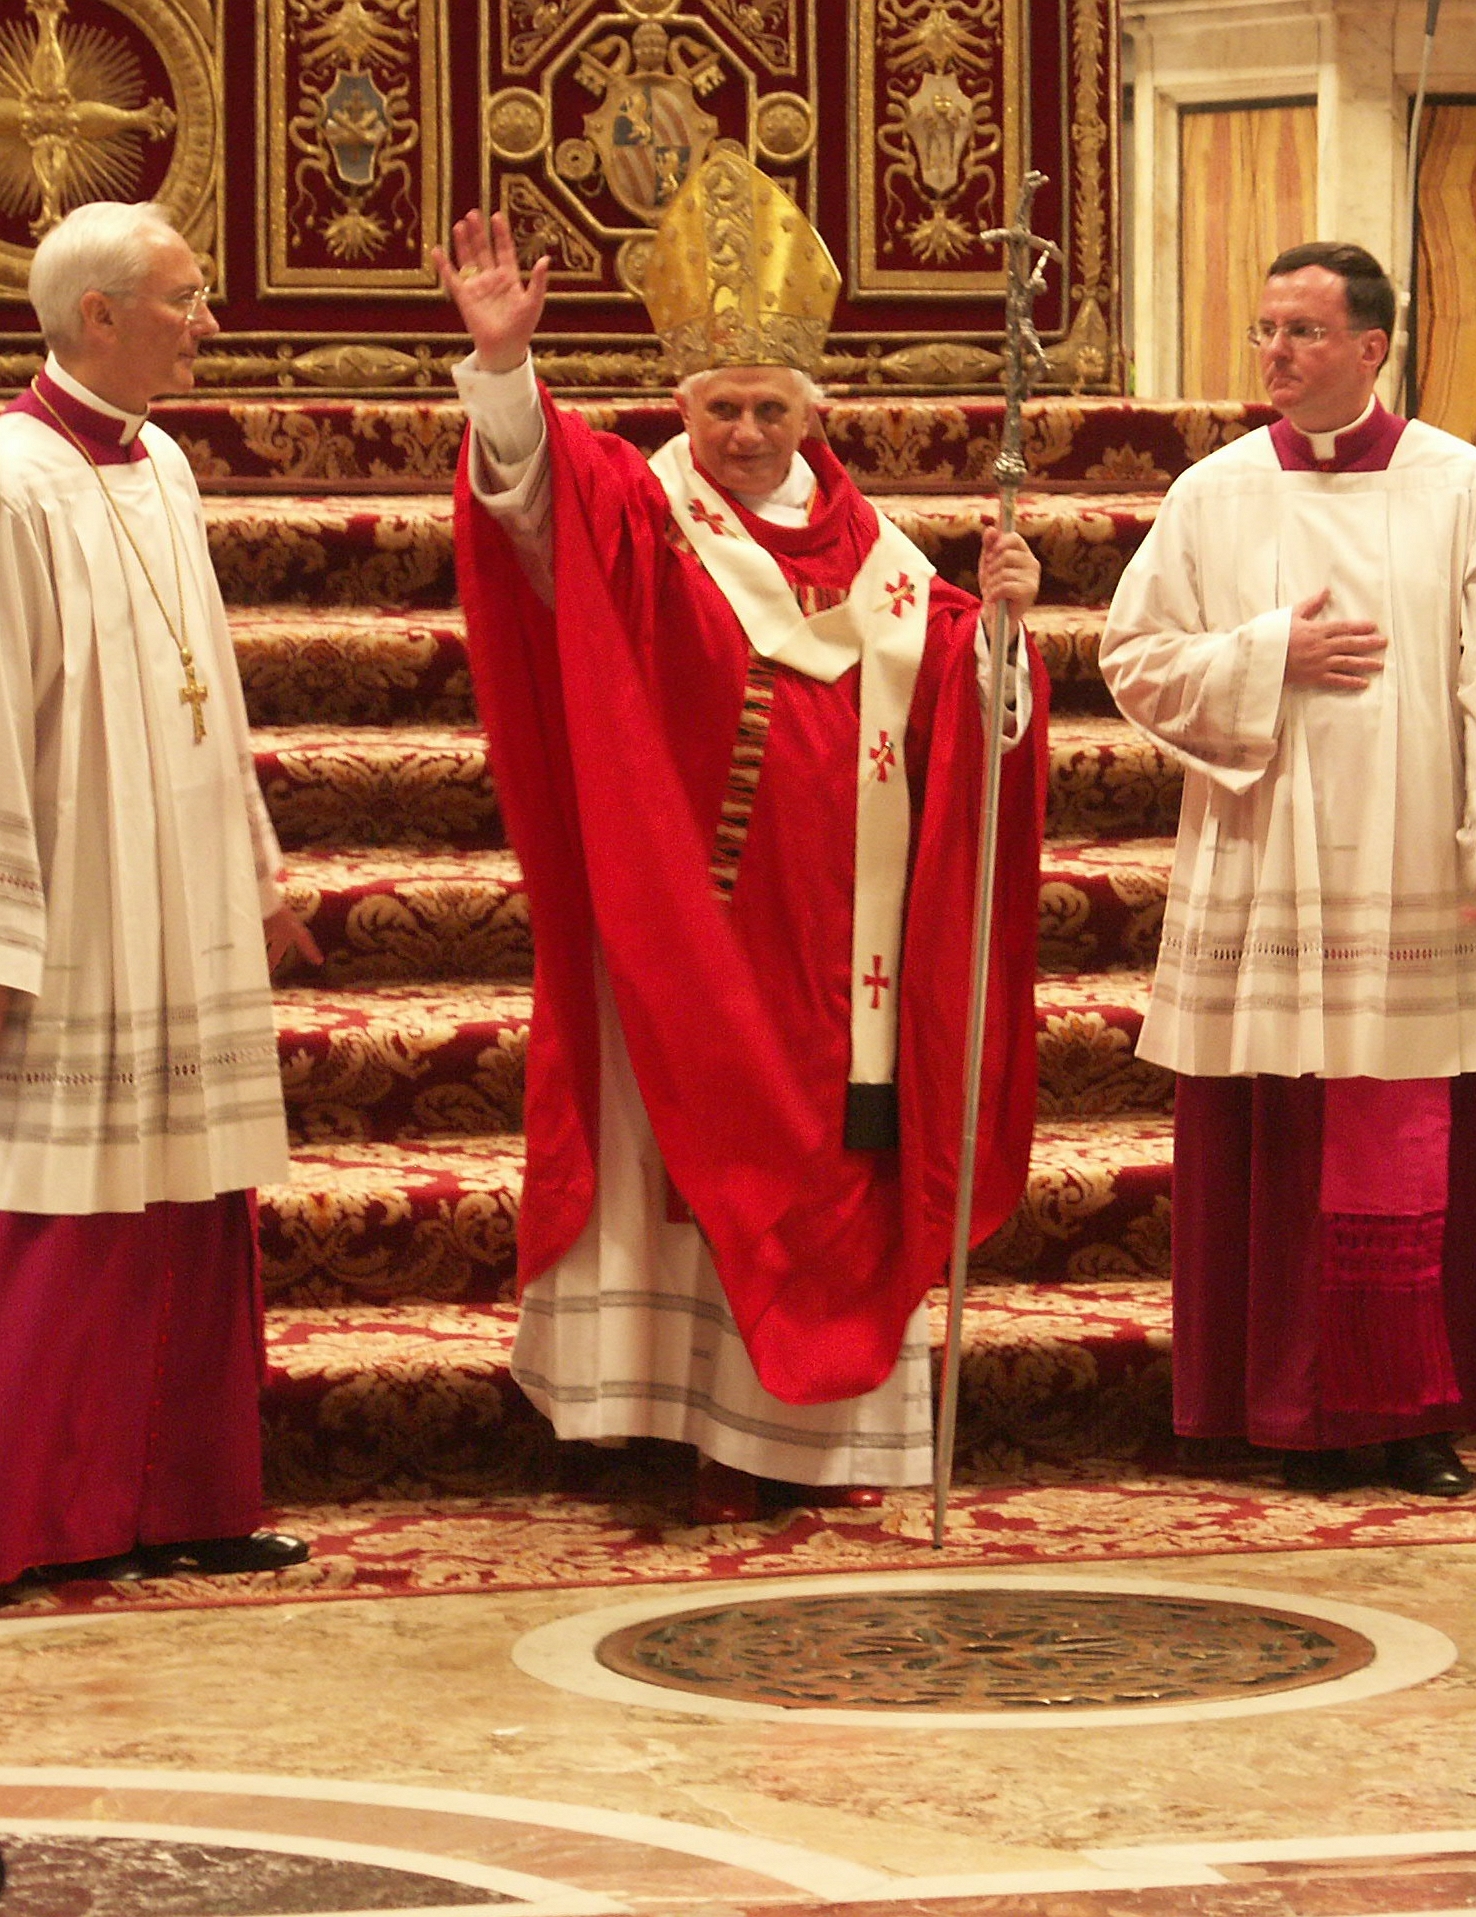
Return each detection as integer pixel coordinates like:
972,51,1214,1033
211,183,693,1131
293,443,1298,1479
0,0,222,301
849,0,1026,298
477,1,818,306
257,0,449,296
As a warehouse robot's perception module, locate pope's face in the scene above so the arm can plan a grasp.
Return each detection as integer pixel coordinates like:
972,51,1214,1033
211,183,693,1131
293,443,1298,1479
1254,265,1386,434
104,232,218,409
676,366,813,497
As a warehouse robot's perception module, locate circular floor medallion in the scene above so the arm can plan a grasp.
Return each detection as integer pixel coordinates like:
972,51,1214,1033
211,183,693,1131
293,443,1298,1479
596,1588,1376,1711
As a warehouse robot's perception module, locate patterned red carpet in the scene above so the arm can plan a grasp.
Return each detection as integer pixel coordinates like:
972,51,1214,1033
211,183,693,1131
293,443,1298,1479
6,1442,1475,1619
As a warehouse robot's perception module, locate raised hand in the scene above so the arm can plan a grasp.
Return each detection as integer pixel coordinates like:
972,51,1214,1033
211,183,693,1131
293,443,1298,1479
432,209,551,376
1285,587,1387,691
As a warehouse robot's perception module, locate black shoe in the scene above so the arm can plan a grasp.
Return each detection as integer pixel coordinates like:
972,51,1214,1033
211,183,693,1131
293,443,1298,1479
138,1531,311,1576
1383,1435,1474,1498
36,1551,147,1583
1281,1447,1374,1492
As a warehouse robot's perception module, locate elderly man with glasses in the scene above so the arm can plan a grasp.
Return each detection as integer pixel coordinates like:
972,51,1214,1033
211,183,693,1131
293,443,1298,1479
0,201,318,1588
1101,241,1476,1499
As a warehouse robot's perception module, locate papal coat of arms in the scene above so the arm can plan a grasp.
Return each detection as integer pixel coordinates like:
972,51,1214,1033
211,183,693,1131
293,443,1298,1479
578,22,722,227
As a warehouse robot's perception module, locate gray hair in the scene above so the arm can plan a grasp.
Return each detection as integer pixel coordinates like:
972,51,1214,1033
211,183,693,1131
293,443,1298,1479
675,366,825,410
29,201,181,352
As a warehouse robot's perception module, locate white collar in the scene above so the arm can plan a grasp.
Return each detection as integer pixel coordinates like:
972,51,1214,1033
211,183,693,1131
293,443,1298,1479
731,452,816,528
45,353,148,445
1303,393,1375,462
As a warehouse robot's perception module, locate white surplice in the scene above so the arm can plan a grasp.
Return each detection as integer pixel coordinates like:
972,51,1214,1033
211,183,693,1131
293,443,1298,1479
1100,420,1476,1079
0,397,289,1213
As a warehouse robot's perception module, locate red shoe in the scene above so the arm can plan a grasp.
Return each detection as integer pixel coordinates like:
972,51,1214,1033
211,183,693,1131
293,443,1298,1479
692,1458,760,1524
778,1482,885,1510
819,1484,885,1509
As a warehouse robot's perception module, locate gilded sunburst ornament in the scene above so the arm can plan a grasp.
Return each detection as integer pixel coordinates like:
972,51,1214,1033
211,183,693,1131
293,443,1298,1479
0,0,176,237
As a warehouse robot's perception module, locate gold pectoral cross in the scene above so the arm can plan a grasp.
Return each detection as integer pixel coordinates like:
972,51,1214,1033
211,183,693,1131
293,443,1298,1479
178,648,210,743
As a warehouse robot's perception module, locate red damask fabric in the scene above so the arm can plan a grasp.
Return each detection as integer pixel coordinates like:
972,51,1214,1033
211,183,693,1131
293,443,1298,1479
454,393,1048,1405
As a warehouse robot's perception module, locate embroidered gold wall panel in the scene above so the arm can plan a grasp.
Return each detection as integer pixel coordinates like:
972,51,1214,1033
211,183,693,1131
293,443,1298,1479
0,0,1122,397
1177,101,1317,404
259,0,448,293
0,0,219,297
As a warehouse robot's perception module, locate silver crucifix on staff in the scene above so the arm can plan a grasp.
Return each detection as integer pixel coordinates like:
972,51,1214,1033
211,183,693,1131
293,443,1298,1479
933,170,1062,1549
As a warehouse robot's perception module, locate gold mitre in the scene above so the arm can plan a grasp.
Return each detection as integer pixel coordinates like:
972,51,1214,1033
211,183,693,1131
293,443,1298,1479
641,148,840,378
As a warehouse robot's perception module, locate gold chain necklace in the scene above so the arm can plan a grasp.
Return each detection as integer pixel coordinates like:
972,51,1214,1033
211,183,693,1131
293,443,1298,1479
29,380,210,743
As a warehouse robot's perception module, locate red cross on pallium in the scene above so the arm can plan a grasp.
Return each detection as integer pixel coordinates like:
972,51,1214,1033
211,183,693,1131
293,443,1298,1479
882,573,916,617
870,730,896,782
688,499,731,535
863,956,891,1008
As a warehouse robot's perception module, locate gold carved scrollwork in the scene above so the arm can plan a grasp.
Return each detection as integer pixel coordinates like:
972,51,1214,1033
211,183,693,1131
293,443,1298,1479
754,91,812,163
0,0,220,300
504,0,599,76
486,85,547,161
501,173,603,279
821,341,1004,387
702,0,796,75
615,232,654,294
1052,0,1116,389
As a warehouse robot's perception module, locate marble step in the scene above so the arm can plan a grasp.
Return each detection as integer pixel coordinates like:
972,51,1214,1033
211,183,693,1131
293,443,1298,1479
274,836,1174,984
259,1111,1174,1308
232,601,1120,725
272,972,1163,1146
204,489,1159,611
254,715,1176,851
260,1278,1173,1501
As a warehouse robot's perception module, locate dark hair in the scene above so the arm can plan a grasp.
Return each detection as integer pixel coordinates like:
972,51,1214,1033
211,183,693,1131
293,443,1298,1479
1266,242,1396,338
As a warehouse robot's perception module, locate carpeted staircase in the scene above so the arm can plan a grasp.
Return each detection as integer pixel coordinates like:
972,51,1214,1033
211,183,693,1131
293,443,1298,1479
168,390,1273,1502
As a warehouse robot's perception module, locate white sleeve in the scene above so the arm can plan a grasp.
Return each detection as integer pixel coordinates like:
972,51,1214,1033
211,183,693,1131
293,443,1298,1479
974,613,1034,749
244,758,286,918
1098,482,1288,792
452,352,554,604
0,504,50,994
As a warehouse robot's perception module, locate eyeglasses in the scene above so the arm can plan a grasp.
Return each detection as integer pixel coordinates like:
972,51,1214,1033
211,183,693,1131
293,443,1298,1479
1245,320,1363,348
163,286,213,324
107,284,213,323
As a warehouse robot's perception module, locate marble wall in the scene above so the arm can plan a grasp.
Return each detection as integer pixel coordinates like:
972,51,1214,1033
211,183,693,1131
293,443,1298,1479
1123,0,1476,413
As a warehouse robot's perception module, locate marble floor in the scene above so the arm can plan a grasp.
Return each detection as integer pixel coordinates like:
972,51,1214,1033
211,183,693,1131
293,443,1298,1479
3,1537,1476,1916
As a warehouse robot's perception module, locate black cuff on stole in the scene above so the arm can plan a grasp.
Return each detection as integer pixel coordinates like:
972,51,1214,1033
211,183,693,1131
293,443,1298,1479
844,1082,899,1152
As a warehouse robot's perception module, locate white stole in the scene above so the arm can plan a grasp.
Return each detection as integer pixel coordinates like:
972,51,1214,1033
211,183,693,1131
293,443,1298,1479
648,434,933,1092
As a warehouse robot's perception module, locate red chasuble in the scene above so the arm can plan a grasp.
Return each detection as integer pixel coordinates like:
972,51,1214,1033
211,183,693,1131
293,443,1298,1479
455,392,1048,1405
